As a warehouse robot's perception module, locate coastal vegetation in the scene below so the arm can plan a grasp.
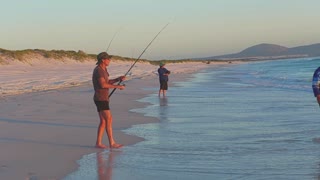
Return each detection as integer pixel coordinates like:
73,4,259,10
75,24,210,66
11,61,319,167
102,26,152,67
0,48,95,62
0,48,217,65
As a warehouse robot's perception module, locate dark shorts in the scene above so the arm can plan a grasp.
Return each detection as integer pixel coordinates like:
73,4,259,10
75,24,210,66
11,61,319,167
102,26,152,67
94,100,110,112
160,80,168,90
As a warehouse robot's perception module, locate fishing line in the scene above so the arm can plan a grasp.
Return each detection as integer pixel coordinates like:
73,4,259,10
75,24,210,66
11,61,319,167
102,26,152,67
109,23,170,98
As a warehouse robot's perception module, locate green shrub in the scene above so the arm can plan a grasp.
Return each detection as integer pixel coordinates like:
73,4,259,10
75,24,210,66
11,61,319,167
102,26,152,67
0,48,231,65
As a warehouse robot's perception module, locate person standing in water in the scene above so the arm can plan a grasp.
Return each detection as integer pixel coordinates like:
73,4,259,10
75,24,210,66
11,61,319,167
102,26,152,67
158,62,170,97
92,52,126,149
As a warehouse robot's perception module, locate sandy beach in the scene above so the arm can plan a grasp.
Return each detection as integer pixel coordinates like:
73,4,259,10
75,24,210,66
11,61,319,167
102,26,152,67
0,60,232,179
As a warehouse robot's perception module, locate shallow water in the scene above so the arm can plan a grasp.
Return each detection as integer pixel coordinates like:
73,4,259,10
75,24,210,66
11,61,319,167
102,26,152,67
65,57,320,180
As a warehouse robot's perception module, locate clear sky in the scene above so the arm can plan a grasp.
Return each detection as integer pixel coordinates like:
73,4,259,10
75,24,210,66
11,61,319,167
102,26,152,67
1,0,320,60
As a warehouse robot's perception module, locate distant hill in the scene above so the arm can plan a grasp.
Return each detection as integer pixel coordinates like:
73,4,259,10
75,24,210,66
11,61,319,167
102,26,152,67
199,43,320,60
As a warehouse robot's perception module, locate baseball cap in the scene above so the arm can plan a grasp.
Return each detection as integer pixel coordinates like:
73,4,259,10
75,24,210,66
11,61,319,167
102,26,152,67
96,52,112,65
159,62,165,66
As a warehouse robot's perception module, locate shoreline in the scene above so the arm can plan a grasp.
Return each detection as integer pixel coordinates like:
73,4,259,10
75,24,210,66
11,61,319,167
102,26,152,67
0,62,237,179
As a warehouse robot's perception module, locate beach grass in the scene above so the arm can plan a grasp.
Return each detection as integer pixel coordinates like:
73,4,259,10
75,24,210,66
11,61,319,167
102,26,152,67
0,48,229,65
0,48,96,62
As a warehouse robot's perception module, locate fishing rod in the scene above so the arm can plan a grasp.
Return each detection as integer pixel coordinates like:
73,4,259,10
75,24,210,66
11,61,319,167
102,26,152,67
109,23,170,98
106,27,122,52
106,33,117,52
106,27,121,52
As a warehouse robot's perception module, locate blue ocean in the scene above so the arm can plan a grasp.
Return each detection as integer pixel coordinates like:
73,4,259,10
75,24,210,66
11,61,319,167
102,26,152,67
65,57,320,180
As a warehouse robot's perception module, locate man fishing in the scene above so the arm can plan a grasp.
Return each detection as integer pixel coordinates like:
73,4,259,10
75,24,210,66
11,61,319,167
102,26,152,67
158,62,170,97
92,52,126,149
95,23,169,148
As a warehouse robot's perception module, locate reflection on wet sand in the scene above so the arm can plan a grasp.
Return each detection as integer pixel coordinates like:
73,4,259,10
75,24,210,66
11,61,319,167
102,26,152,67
159,97,168,106
96,150,121,180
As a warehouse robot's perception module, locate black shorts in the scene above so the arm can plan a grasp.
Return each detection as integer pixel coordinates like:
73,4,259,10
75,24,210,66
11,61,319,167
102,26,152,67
160,80,168,90
94,100,110,112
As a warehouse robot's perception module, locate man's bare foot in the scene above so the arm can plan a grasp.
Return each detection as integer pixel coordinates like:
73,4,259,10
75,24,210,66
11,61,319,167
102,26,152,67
111,143,123,149
95,144,108,149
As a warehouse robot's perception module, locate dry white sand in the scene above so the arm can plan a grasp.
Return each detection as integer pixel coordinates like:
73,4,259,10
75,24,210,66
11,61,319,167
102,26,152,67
0,60,235,179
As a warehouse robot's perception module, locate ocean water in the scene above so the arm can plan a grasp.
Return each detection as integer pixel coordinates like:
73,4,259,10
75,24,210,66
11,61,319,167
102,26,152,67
65,57,320,180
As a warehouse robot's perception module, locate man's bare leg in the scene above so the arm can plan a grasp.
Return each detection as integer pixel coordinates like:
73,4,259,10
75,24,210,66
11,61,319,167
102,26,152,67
102,110,123,148
95,112,108,149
